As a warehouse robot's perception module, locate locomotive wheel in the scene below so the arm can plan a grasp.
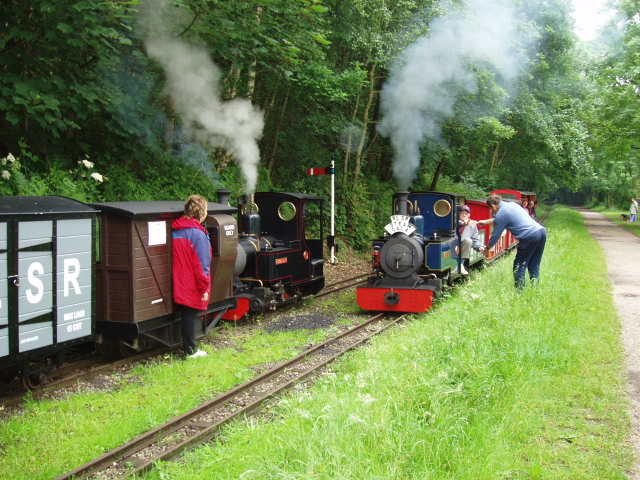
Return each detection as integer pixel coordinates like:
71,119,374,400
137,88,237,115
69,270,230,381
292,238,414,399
250,297,265,314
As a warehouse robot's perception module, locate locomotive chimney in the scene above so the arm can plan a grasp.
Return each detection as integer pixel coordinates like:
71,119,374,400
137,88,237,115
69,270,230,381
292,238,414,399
394,191,410,215
239,194,261,238
217,189,231,206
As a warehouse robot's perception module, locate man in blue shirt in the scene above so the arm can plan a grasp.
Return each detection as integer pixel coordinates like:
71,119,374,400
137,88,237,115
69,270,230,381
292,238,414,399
481,194,547,289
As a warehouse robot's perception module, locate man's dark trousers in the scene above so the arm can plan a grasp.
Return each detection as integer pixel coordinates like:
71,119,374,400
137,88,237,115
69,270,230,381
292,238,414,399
513,228,547,289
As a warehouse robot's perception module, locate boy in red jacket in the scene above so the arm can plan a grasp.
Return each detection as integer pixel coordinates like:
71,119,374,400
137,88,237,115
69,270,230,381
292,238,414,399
172,195,211,358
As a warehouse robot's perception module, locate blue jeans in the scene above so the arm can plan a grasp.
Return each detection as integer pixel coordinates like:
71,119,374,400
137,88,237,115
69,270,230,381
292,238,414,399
513,228,547,289
632,214,638,222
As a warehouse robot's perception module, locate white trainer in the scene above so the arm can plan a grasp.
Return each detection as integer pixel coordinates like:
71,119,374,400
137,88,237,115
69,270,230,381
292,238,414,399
187,349,208,359
460,264,469,275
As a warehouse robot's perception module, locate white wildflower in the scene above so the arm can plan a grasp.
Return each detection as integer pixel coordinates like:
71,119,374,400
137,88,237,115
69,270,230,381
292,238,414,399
6,153,15,163
296,409,312,420
81,159,94,169
348,414,366,425
90,172,104,183
1,170,11,180
359,393,377,405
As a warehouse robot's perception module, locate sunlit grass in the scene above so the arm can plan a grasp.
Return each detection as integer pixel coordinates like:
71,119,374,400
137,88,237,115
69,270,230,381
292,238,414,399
0,324,341,479
143,206,631,479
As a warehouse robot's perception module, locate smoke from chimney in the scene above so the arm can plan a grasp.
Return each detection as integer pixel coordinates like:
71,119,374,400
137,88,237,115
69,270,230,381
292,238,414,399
378,0,529,189
141,0,264,194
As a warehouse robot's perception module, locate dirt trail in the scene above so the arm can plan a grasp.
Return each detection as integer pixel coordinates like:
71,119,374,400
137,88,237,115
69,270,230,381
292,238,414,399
579,209,640,477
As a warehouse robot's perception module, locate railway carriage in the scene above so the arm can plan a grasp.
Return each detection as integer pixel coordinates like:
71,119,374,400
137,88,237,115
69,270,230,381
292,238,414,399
92,199,239,352
0,197,97,376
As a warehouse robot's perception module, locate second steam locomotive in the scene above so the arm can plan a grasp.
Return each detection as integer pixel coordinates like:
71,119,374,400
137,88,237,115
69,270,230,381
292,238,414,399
357,190,525,313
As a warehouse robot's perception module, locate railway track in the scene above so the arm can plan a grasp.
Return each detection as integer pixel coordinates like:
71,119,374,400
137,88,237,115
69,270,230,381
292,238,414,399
0,273,368,413
0,347,169,412
56,311,407,480
314,272,370,298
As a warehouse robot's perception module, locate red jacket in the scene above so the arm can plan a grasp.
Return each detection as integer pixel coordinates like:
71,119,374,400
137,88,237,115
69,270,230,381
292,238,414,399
172,216,212,310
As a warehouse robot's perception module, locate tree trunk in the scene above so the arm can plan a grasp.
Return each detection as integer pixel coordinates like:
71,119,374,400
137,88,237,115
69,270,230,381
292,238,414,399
353,62,377,183
344,89,362,178
429,160,445,191
247,6,263,100
267,90,289,173
490,143,500,174
227,64,241,98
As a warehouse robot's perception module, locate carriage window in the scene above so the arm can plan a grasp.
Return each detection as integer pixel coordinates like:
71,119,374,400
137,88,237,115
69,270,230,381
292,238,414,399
277,201,297,222
433,199,452,217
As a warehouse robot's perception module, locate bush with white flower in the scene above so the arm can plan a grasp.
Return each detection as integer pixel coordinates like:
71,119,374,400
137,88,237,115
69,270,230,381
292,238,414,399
0,151,108,200
0,153,22,192
77,156,107,184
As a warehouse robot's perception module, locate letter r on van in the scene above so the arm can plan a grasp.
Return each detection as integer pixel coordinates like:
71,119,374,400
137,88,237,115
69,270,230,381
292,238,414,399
63,258,81,296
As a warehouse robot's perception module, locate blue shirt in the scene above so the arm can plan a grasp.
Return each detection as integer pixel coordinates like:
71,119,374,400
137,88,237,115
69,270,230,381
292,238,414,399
488,201,544,248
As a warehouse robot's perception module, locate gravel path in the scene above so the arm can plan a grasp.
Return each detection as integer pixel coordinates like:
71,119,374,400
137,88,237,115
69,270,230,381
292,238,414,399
579,209,640,477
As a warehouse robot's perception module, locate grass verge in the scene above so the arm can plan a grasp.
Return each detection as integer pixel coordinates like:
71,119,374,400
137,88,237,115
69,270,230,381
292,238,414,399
0,306,356,479
143,206,632,479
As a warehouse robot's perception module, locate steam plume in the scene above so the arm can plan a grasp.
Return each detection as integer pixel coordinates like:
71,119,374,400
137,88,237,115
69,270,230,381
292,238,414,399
141,1,264,194
378,0,526,189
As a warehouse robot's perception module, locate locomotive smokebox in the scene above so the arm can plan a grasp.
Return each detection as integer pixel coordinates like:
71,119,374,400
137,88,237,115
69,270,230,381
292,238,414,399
394,191,410,215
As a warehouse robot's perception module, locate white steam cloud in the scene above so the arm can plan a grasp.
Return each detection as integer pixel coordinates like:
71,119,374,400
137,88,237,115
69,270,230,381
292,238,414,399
142,1,264,194
378,0,527,189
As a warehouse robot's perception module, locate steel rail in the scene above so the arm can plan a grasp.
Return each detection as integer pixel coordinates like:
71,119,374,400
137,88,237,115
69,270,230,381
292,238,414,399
0,347,169,411
2,272,370,411
56,312,406,480
315,272,370,298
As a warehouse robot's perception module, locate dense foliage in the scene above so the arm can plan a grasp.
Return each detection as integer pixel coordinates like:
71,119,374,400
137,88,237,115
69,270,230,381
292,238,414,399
1,0,637,246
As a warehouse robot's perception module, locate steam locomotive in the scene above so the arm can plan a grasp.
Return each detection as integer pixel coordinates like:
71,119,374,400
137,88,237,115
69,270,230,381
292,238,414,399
0,191,325,382
357,190,519,313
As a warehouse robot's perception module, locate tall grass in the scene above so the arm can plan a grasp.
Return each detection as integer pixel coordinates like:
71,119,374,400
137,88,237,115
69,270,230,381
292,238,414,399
145,207,631,479
0,327,335,479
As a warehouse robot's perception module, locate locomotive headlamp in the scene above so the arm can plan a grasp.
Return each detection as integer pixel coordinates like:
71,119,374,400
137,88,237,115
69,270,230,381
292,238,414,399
433,199,452,217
